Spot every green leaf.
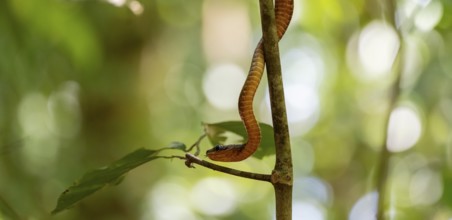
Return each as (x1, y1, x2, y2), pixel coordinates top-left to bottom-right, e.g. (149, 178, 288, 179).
(204, 121, 275, 159)
(52, 148, 159, 214)
(167, 141, 187, 151)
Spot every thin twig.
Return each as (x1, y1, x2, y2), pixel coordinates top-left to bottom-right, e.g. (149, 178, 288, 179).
(184, 153, 272, 182)
(186, 133, 206, 156)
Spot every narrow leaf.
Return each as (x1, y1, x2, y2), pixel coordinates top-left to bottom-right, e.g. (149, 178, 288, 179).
(167, 141, 186, 151)
(204, 121, 275, 159)
(52, 148, 158, 214)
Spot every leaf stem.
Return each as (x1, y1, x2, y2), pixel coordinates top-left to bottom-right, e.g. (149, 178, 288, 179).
(186, 133, 206, 156)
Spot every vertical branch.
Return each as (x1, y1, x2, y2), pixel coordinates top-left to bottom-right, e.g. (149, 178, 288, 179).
(258, 0, 293, 219)
(375, 0, 403, 219)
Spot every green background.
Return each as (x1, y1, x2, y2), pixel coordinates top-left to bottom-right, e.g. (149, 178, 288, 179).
(0, 0, 451, 219)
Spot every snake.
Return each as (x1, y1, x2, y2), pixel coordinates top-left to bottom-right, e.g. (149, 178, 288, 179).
(206, 0, 294, 162)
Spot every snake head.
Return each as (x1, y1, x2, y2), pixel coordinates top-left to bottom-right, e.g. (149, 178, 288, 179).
(206, 144, 247, 162)
(206, 145, 227, 152)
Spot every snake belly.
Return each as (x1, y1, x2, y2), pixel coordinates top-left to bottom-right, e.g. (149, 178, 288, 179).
(206, 0, 294, 162)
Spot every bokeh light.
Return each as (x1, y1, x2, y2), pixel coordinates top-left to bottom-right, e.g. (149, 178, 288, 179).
(106, 0, 126, 7)
(292, 201, 326, 220)
(203, 64, 246, 110)
(190, 177, 238, 216)
(387, 106, 423, 152)
(145, 178, 197, 220)
(414, 1, 443, 32)
(388, 152, 444, 217)
(128, 0, 144, 15)
(202, 0, 251, 63)
(294, 176, 332, 205)
(358, 21, 399, 79)
(18, 93, 53, 140)
(400, 34, 428, 89)
(18, 92, 60, 172)
(409, 167, 443, 205)
(347, 21, 400, 81)
(349, 191, 378, 220)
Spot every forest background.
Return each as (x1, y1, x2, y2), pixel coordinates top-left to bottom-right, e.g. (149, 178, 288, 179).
(1, 0, 452, 219)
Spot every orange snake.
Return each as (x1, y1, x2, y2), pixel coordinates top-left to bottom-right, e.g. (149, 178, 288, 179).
(206, 0, 293, 162)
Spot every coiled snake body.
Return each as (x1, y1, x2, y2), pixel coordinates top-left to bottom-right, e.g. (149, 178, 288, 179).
(206, 0, 293, 162)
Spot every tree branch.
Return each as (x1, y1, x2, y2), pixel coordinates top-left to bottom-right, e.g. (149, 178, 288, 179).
(184, 153, 272, 182)
(259, 0, 293, 219)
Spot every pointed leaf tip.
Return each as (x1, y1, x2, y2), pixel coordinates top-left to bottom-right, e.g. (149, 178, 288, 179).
(167, 141, 186, 151)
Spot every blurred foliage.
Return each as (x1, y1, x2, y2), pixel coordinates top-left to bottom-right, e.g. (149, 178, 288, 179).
(0, 0, 451, 220)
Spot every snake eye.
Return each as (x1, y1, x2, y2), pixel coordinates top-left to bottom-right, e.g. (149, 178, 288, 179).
(214, 145, 225, 151)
